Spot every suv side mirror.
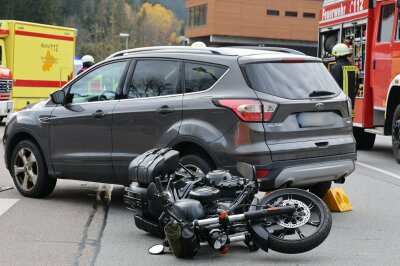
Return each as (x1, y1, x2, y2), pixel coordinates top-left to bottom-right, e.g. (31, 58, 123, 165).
(51, 90, 65, 105)
(236, 162, 256, 181)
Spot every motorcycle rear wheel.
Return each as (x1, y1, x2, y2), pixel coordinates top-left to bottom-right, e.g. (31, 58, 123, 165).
(258, 188, 332, 254)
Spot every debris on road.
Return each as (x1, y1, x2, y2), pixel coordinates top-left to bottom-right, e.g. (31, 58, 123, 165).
(0, 186, 13, 193)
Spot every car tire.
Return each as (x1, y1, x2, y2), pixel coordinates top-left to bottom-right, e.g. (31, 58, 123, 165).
(392, 105, 400, 163)
(10, 140, 57, 198)
(309, 181, 332, 198)
(353, 126, 375, 150)
(179, 154, 213, 175)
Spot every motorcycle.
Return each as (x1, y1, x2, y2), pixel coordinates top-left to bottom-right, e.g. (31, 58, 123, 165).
(124, 148, 332, 257)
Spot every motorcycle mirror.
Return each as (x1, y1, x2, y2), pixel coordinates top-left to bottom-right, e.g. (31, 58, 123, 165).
(148, 244, 165, 255)
(236, 162, 256, 181)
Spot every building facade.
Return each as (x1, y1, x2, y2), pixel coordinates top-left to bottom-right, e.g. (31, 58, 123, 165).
(185, 0, 323, 55)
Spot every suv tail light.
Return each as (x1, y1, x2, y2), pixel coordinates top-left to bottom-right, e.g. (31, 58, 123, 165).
(215, 99, 277, 122)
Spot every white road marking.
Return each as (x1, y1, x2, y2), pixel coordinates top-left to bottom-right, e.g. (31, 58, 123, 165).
(356, 162, 400, 181)
(0, 198, 19, 217)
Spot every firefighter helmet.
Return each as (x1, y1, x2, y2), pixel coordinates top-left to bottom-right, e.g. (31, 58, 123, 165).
(191, 41, 206, 48)
(81, 55, 95, 64)
(332, 43, 351, 57)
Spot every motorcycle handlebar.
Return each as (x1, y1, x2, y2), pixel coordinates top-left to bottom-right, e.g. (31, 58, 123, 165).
(244, 206, 295, 220)
(194, 206, 296, 227)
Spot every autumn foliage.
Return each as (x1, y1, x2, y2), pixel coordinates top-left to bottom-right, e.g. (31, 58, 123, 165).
(136, 3, 181, 47)
(0, 0, 183, 61)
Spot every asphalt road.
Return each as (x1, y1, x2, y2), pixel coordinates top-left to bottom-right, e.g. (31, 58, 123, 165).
(1, 122, 400, 266)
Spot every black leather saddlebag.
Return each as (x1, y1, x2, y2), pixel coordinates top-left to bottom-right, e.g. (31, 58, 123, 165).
(128, 148, 180, 185)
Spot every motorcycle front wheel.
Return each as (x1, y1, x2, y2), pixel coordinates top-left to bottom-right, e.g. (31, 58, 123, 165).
(258, 188, 332, 254)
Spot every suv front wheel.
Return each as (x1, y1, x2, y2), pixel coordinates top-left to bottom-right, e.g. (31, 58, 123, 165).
(11, 140, 57, 198)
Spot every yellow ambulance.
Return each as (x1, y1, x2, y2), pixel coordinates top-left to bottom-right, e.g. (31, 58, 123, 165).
(0, 20, 76, 111)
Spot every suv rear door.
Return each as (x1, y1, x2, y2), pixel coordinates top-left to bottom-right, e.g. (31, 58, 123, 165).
(241, 58, 355, 161)
(112, 59, 183, 181)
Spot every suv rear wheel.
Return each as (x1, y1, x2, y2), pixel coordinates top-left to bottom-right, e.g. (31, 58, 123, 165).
(353, 127, 375, 150)
(11, 140, 57, 198)
(309, 181, 332, 198)
(179, 154, 213, 175)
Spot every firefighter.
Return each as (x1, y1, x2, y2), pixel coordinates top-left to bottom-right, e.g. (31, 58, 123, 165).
(331, 43, 357, 110)
(78, 55, 95, 75)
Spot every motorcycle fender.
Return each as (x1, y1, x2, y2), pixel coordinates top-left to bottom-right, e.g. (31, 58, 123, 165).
(246, 221, 269, 253)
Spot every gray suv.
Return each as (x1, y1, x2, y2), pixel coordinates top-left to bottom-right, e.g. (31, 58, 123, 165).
(3, 46, 356, 198)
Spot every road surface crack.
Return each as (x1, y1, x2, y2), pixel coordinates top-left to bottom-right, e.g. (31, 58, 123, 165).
(73, 201, 110, 266)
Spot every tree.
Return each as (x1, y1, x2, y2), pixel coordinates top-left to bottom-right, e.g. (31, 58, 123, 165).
(135, 3, 181, 47)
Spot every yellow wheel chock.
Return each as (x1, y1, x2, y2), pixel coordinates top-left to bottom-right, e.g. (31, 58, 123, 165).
(322, 187, 353, 212)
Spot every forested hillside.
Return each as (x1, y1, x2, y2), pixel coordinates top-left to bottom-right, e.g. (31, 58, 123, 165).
(131, 0, 186, 20)
(0, 0, 184, 60)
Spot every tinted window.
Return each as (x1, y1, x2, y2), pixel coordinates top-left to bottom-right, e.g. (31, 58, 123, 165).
(303, 12, 316, 19)
(69, 61, 127, 104)
(128, 60, 179, 99)
(187, 4, 207, 27)
(185, 63, 227, 93)
(378, 4, 395, 43)
(267, 10, 279, 16)
(245, 62, 341, 99)
(396, 10, 400, 41)
(285, 11, 297, 17)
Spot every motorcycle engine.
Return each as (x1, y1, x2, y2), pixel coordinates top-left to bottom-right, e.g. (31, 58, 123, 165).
(206, 170, 244, 198)
(189, 186, 220, 204)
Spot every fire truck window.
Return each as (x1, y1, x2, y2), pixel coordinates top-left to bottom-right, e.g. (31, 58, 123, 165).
(324, 33, 338, 53)
(396, 11, 400, 41)
(378, 3, 395, 43)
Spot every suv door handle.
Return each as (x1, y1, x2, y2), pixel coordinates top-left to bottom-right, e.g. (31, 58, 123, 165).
(92, 110, 107, 119)
(315, 141, 329, 148)
(156, 105, 174, 115)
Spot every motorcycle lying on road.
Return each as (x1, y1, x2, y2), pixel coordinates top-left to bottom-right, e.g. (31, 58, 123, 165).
(124, 148, 332, 258)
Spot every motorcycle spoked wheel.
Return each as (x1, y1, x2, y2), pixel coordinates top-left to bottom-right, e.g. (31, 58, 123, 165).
(258, 188, 332, 254)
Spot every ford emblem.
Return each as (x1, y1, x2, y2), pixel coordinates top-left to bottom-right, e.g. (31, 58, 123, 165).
(315, 103, 325, 110)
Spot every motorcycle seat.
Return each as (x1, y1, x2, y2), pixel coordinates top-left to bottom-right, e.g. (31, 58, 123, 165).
(172, 199, 206, 222)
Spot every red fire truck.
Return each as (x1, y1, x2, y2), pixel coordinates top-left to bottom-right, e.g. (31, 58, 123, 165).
(319, 0, 400, 162)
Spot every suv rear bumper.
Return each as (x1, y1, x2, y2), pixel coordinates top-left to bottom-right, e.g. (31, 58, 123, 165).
(220, 153, 356, 191)
(272, 159, 354, 188)
(256, 154, 355, 191)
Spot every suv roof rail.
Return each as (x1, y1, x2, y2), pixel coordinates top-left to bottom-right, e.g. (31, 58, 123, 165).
(227, 46, 305, 55)
(106, 46, 222, 59)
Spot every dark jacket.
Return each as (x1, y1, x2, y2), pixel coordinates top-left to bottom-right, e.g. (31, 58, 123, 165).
(330, 57, 352, 88)
(77, 62, 94, 75)
(330, 57, 356, 108)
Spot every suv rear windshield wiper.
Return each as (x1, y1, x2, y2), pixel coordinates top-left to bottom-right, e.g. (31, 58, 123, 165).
(309, 90, 336, 97)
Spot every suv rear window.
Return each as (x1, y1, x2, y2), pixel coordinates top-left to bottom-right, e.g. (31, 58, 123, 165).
(244, 62, 341, 99)
(185, 63, 227, 93)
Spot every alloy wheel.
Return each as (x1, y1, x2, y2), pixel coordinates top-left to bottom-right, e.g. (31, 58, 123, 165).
(262, 193, 323, 240)
(13, 148, 38, 191)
